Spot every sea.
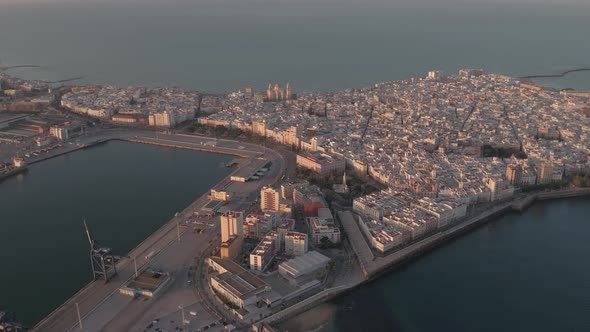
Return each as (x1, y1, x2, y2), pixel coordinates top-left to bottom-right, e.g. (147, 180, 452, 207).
(0, 0, 589, 92)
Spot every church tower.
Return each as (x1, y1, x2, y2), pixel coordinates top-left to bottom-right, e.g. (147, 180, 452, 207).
(285, 82, 291, 100)
(267, 83, 273, 101)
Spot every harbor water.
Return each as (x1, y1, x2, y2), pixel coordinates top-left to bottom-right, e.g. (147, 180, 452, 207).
(0, 141, 232, 326)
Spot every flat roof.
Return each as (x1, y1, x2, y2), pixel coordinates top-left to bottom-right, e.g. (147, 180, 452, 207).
(126, 269, 169, 291)
(210, 257, 268, 300)
(210, 257, 267, 290)
(279, 251, 330, 278)
(232, 158, 269, 179)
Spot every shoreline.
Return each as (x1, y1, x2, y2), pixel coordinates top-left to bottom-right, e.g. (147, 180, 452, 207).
(29, 131, 285, 331)
(264, 188, 590, 328)
(12, 131, 590, 330)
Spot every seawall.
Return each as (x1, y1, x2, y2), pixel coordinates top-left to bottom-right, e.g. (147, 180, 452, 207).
(268, 188, 590, 328)
(366, 188, 590, 280)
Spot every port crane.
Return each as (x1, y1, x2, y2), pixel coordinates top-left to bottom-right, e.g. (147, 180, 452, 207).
(84, 220, 118, 283)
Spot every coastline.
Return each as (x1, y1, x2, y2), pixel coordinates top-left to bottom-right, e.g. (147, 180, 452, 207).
(11, 130, 590, 330)
(29, 131, 286, 331)
(0, 165, 27, 182)
(263, 188, 590, 328)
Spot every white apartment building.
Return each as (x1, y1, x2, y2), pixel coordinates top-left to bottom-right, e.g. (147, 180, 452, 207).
(284, 232, 308, 256)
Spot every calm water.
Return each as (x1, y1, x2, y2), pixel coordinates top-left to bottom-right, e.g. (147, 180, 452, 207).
(1, 0, 590, 329)
(0, 0, 589, 92)
(0, 141, 231, 326)
(280, 197, 590, 332)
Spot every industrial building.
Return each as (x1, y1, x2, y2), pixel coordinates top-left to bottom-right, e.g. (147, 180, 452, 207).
(207, 257, 271, 309)
(278, 251, 330, 286)
(230, 158, 269, 182)
(49, 121, 85, 141)
(119, 268, 172, 298)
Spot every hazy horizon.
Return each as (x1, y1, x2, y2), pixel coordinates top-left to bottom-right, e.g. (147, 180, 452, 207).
(1, 0, 589, 92)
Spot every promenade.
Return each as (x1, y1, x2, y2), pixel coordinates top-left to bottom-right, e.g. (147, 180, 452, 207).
(339, 187, 590, 280)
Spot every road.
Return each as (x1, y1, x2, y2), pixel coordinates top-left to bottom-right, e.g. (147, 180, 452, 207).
(31, 130, 288, 332)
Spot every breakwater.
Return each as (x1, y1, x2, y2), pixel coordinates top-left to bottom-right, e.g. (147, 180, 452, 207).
(519, 67, 590, 80)
(0, 64, 40, 71)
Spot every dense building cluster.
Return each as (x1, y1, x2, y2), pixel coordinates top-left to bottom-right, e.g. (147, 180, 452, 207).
(0, 72, 50, 92)
(201, 70, 590, 252)
(60, 85, 200, 127)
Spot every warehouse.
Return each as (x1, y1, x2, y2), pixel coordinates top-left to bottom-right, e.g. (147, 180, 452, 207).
(278, 251, 330, 286)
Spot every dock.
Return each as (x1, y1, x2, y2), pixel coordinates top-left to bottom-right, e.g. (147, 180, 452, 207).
(30, 131, 286, 331)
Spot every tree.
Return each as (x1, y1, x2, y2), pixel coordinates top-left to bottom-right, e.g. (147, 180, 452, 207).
(214, 125, 227, 136)
(319, 236, 334, 249)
